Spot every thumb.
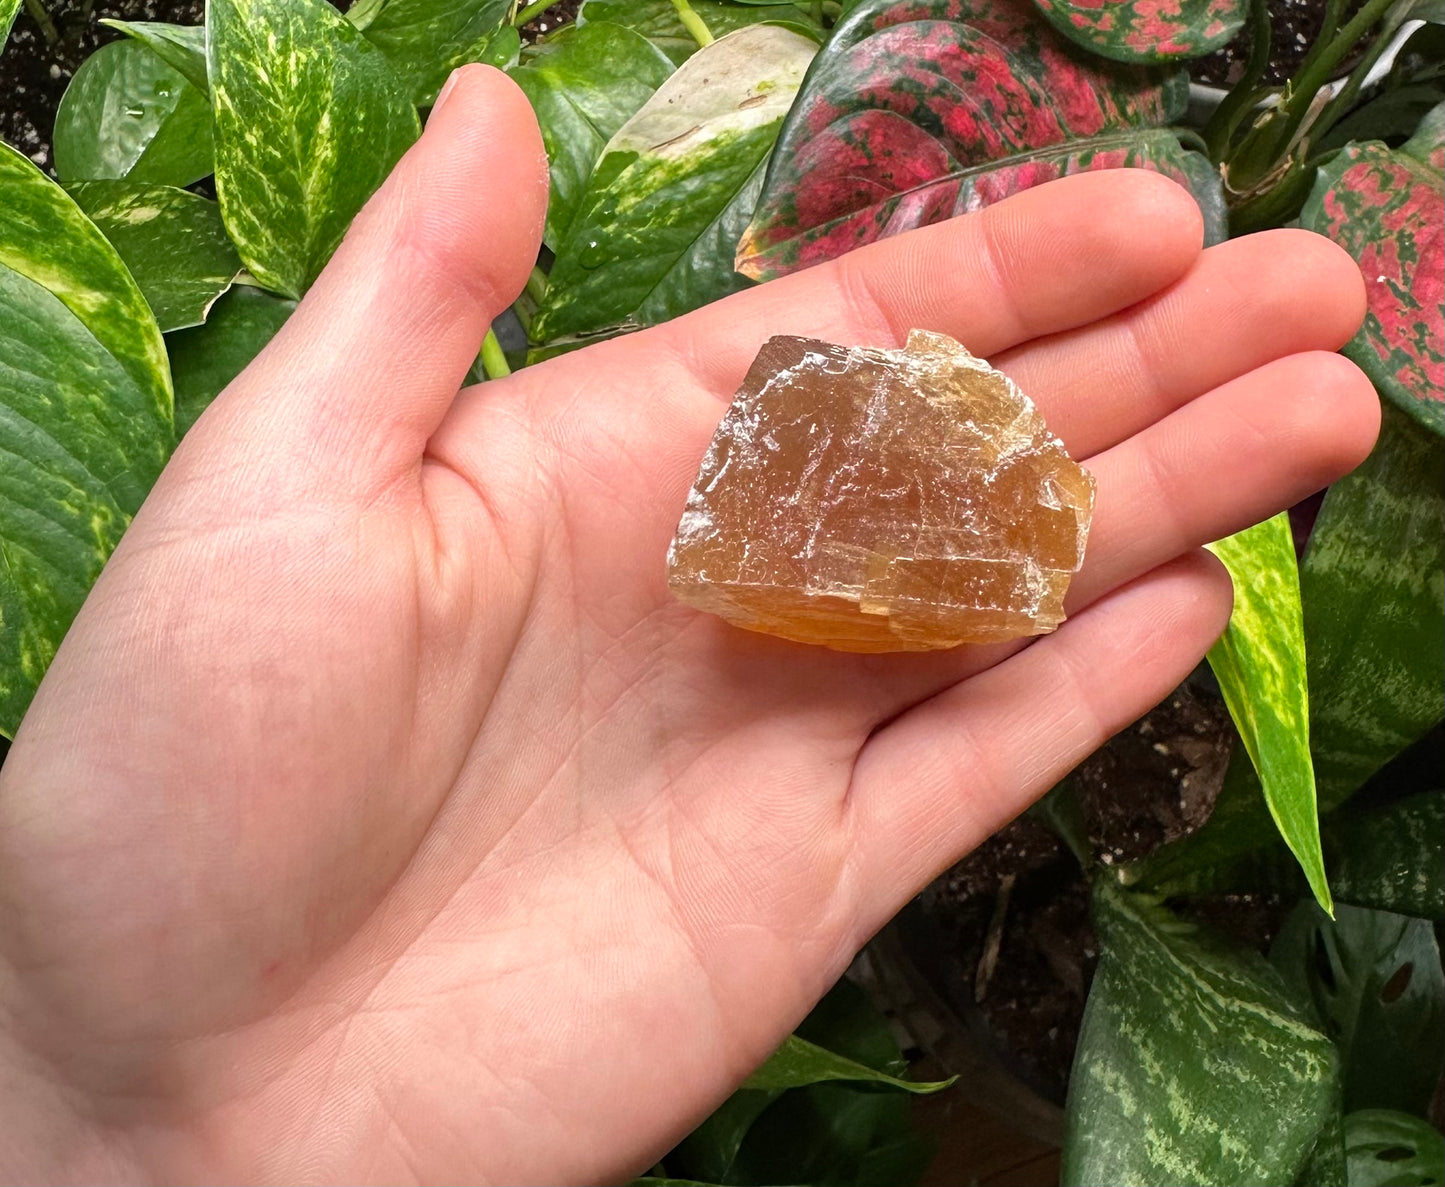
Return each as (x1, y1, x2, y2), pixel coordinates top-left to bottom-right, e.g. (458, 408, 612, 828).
(188, 64, 547, 492)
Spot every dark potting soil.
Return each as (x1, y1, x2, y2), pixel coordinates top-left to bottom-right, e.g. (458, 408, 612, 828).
(901, 673, 1274, 1104)
(1194, 0, 1370, 87)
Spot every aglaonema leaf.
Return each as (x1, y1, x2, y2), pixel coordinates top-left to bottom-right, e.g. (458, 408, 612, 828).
(100, 20, 209, 93)
(1271, 902, 1444, 1117)
(69, 181, 241, 333)
(509, 21, 676, 249)
(166, 286, 295, 437)
(1344, 1110, 1445, 1187)
(1323, 790, 1443, 920)
(1062, 881, 1339, 1187)
(54, 40, 214, 187)
(1301, 103, 1444, 437)
(735, 0, 1226, 282)
(0, 146, 174, 736)
(209, 0, 421, 299)
(346, 0, 509, 106)
(1029, 0, 1248, 63)
(1206, 512, 1330, 913)
(530, 24, 816, 346)
(578, 0, 823, 64)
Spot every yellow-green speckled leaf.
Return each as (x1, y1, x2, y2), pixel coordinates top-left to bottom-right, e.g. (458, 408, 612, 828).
(1062, 881, 1340, 1187)
(1, 0, 20, 52)
(0, 145, 174, 736)
(208, 0, 421, 298)
(1207, 512, 1331, 913)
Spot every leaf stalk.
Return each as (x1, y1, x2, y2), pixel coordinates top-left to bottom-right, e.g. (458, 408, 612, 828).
(670, 0, 715, 47)
(480, 327, 511, 379)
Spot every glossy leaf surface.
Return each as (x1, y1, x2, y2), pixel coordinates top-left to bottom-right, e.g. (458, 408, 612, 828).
(509, 21, 675, 247)
(1206, 513, 1329, 912)
(209, 0, 420, 298)
(735, 0, 1225, 282)
(1, 0, 19, 52)
(101, 20, 209, 93)
(348, 0, 509, 106)
(53, 40, 214, 187)
(70, 181, 241, 332)
(1062, 881, 1338, 1187)
(1272, 902, 1444, 1117)
(531, 25, 815, 345)
(0, 146, 173, 735)
(578, 0, 822, 63)
(167, 286, 295, 437)
(1030, 0, 1247, 63)
(1302, 104, 1444, 436)
(1325, 791, 1444, 919)
(745, 1035, 953, 1093)
(1344, 1110, 1445, 1187)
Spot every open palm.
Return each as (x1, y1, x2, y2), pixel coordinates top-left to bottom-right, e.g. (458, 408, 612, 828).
(0, 68, 1377, 1185)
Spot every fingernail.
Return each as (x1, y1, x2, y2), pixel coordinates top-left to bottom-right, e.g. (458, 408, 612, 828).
(431, 68, 463, 120)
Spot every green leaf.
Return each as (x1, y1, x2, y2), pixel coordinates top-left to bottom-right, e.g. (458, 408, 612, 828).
(1324, 790, 1444, 919)
(509, 22, 675, 248)
(744, 1034, 953, 1093)
(1206, 513, 1330, 912)
(735, 0, 1224, 282)
(1, 0, 20, 53)
(1344, 1110, 1445, 1187)
(53, 40, 214, 187)
(1062, 881, 1339, 1187)
(0, 146, 173, 736)
(1271, 902, 1444, 1116)
(347, 0, 509, 106)
(578, 0, 822, 64)
(667, 1089, 780, 1184)
(1300, 103, 1444, 437)
(69, 181, 241, 333)
(1029, 0, 1248, 63)
(531, 24, 815, 345)
(166, 285, 295, 437)
(209, 0, 421, 299)
(100, 20, 209, 93)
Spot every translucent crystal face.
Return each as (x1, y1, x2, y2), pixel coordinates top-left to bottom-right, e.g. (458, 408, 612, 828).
(666, 330, 1096, 652)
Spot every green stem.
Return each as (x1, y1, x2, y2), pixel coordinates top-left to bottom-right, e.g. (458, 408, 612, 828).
(512, 0, 565, 27)
(480, 327, 511, 379)
(22, 0, 59, 44)
(1204, 0, 1273, 160)
(670, 0, 714, 47)
(1308, 20, 1410, 153)
(525, 264, 549, 305)
(1279, 0, 1395, 123)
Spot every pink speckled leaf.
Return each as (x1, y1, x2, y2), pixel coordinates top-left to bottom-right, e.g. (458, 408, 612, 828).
(1302, 104, 1444, 436)
(736, 0, 1223, 282)
(1030, 0, 1247, 63)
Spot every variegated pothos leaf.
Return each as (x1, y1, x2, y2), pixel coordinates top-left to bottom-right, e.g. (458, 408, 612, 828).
(577, 0, 822, 63)
(346, 0, 510, 106)
(101, 20, 209, 93)
(735, 0, 1225, 282)
(0, 147, 174, 735)
(1206, 513, 1330, 913)
(1030, 0, 1248, 63)
(208, 0, 421, 298)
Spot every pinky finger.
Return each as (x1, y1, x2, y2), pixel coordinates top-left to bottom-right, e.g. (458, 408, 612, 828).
(843, 551, 1234, 938)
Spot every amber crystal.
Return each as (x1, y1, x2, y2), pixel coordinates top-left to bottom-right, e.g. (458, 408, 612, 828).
(666, 330, 1095, 652)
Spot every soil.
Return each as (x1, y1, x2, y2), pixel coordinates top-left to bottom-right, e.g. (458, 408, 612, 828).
(895, 671, 1255, 1104)
(1193, 0, 1370, 87)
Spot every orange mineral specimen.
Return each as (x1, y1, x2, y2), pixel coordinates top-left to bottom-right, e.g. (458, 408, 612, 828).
(666, 330, 1095, 651)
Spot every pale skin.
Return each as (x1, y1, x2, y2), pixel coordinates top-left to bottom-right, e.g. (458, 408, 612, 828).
(0, 66, 1380, 1184)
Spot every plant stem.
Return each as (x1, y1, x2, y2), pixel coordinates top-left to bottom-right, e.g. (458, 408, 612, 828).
(525, 264, 549, 305)
(1204, 0, 1273, 160)
(670, 0, 714, 48)
(512, 0, 565, 27)
(480, 328, 511, 379)
(22, 0, 59, 44)
(1280, 0, 1395, 123)
(1308, 19, 1411, 154)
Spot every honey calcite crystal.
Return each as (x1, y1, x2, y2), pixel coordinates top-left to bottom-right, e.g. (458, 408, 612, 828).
(666, 330, 1095, 652)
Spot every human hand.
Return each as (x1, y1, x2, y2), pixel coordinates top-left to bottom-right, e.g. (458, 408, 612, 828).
(0, 66, 1377, 1184)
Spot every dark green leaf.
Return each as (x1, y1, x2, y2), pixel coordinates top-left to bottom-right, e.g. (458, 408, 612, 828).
(1297, 1108, 1348, 1187)
(167, 285, 295, 437)
(744, 1034, 953, 1093)
(54, 40, 214, 187)
(509, 22, 675, 248)
(1301, 103, 1444, 436)
(531, 24, 815, 345)
(1030, 0, 1248, 62)
(347, 0, 509, 106)
(1344, 1110, 1445, 1187)
(1207, 513, 1330, 912)
(667, 1089, 780, 1184)
(0, 146, 173, 736)
(578, 0, 822, 64)
(1271, 902, 1444, 1116)
(209, 0, 421, 298)
(69, 181, 241, 332)
(100, 20, 209, 93)
(1325, 791, 1444, 919)
(1062, 881, 1339, 1187)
